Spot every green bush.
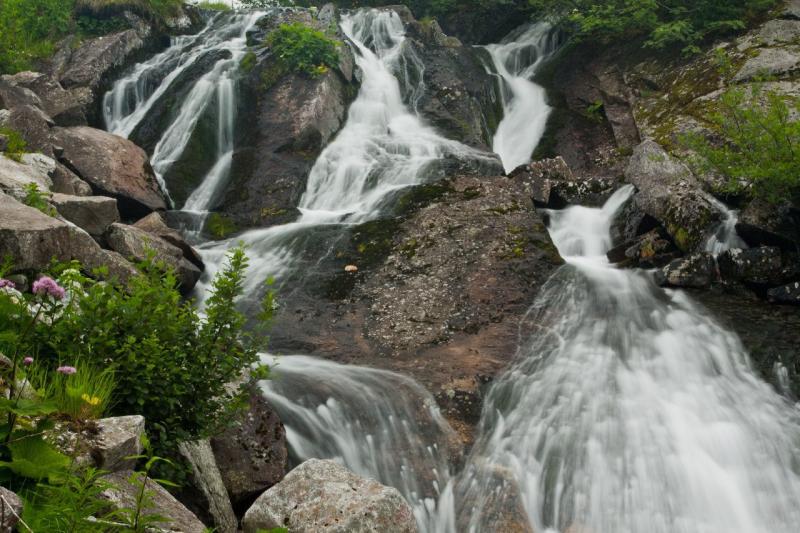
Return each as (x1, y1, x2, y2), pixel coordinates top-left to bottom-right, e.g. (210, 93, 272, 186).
(0, 0, 75, 74)
(682, 84, 800, 204)
(0, 127, 28, 162)
(197, 1, 232, 10)
(23, 183, 57, 217)
(266, 22, 340, 77)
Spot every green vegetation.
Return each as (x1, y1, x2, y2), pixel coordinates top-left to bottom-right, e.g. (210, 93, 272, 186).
(0, 127, 28, 162)
(196, 1, 232, 10)
(23, 183, 57, 216)
(207, 212, 239, 239)
(241, 50, 258, 72)
(683, 85, 800, 204)
(266, 23, 340, 77)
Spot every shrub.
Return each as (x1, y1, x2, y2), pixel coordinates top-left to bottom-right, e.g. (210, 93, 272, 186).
(197, 1, 232, 11)
(266, 22, 340, 77)
(682, 85, 800, 204)
(0, 0, 74, 74)
(23, 183, 56, 217)
(0, 127, 29, 162)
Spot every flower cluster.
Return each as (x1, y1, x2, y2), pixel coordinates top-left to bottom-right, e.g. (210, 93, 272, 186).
(32, 277, 66, 300)
(23, 357, 33, 366)
(0, 279, 15, 289)
(56, 366, 77, 375)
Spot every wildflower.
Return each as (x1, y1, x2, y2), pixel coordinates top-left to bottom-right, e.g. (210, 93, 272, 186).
(0, 279, 15, 289)
(81, 393, 101, 406)
(23, 357, 33, 366)
(32, 276, 66, 300)
(57, 366, 77, 375)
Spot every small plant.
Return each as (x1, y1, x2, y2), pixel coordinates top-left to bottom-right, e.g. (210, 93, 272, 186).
(23, 183, 56, 216)
(27, 361, 116, 421)
(266, 22, 340, 77)
(206, 212, 238, 239)
(0, 127, 27, 162)
(584, 100, 605, 123)
(197, 1, 232, 10)
(240, 51, 257, 72)
(113, 449, 177, 532)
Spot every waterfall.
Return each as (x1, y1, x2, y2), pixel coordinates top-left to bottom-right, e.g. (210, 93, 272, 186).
(485, 23, 560, 173)
(704, 195, 747, 256)
(455, 187, 800, 533)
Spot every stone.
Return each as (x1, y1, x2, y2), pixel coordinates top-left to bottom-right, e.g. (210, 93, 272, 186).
(0, 153, 55, 196)
(178, 439, 237, 533)
(242, 458, 417, 533)
(51, 193, 120, 237)
(53, 126, 167, 218)
(511, 157, 620, 208)
(133, 212, 204, 269)
(51, 162, 93, 196)
(0, 486, 22, 533)
(768, 281, 800, 304)
(784, 0, 800, 20)
(2, 104, 55, 157)
(734, 46, 800, 82)
(625, 140, 722, 252)
(210, 389, 287, 509)
(57, 415, 145, 472)
(105, 223, 200, 292)
(0, 192, 137, 283)
(101, 470, 207, 533)
(0, 78, 42, 110)
(737, 198, 800, 251)
(1, 71, 91, 126)
(0, 135, 7, 152)
(58, 30, 146, 91)
(607, 228, 679, 268)
(718, 247, 784, 285)
(656, 252, 715, 288)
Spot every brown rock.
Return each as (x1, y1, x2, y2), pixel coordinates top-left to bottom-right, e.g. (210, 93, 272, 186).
(1, 71, 91, 126)
(134, 212, 204, 269)
(51, 193, 120, 237)
(2, 104, 54, 157)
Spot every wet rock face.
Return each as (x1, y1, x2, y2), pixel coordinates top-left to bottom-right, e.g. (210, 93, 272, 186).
(242, 459, 418, 533)
(511, 156, 621, 208)
(737, 198, 800, 251)
(768, 281, 800, 304)
(657, 252, 715, 288)
(718, 247, 785, 285)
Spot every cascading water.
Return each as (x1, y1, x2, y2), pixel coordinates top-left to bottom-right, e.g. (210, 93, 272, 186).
(704, 195, 747, 255)
(485, 23, 560, 173)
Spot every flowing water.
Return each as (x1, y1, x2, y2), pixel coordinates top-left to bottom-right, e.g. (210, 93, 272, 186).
(704, 195, 747, 256)
(104, 9, 800, 532)
(485, 23, 560, 173)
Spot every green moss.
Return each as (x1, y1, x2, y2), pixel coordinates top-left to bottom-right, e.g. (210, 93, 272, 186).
(265, 22, 339, 77)
(671, 226, 691, 252)
(240, 51, 257, 73)
(259, 61, 287, 92)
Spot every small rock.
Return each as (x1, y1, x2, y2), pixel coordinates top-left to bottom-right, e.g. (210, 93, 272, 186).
(345, 264, 358, 273)
(101, 470, 207, 533)
(767, 281, 800, 304)
(242, 458, 417, 533)
(84, 415, 144, 472)
(0, 486, 22, 533)
(607, 229, 678, 268)
(134, 212, 204, 270)
(718, 247, 783, 285)
(656, 252, 715, 288)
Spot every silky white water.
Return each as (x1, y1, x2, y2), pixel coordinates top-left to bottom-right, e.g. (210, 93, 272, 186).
(705, 195, 747, 256)
(486, 23, 560, 173)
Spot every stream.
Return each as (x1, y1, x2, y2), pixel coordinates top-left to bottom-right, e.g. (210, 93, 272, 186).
(104, 8, 800, 532)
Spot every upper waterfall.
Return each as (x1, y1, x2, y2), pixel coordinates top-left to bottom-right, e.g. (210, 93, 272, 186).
(485, 23, 560, 173)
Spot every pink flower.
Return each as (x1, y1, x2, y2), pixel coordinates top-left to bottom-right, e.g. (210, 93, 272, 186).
(23, 357, 33, 366)
(0, 279, 15, 289)
(32, 276, 66, 300)
(56, 366, 77, 375)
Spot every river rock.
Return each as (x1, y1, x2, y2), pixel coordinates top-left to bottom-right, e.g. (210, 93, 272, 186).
(105, 223, 200, 292)
(0, 78, 42, 110)
(0, 153, 54, 195)
(242, 458, 417, 533)
(607, 228, 678, 268)
(1, 71, 90, 126)
(768, 281, 800, 304)
(625, 140, 722, 252)
(57, 30, 147, 91)
(0, 486, 22, 532)
(51, 193, 120, 237)
(656, 252, 715, 288)
(53, 126, 167, 218)
(211, 387, 287, 510)
(511, 156, 619, 207)
(1, 104, 55, 157)
(133, 212, 204, 269)
(178, 439, 237, 533)
(718, 247, 784, 285)
(0, 192, 137, 282)
(101, 470, 207, 533)
(737, 198, 800, 251)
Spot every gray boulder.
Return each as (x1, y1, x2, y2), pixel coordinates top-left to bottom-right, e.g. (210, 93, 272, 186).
(210, 389, 287, 508)
(53, 126, 167, 218)
(1, 104, 55, 157)
(656, 252, 715, 288)
(733, 46, 800, 82)
(0, 192, 137, 283)
(51, 162, 93, 196)
(51, 193, 120, 237)
(57, 30, 146, 91)
(718, 247, 783, 285)
(106, 223, 200, 292)
(768, 281, 800, 304)
(178, 439, 237, 533)
(511, 156, 619, 208)
(0, 78, 42, 110)
(133, 212, 204, 270)
(1, 71, 91, 126)
(101, 470, 207, 533)
(737, 198, 800, 251)
(242, 459, 417, 533)
(625, 140, 722, 252)
(50, 415, 144, 472)
(0, 153, 55, 196)
(0, 486, 22, 533)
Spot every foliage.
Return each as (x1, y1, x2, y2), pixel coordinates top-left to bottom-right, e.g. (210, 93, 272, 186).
(113, 452, 177, 532)
(0, 127, 28, 162)
(528, 0, 779, 55)
(27, 361, 116, 420)
(240, 51, 258, 72)
(682, 84, 800, 204)
(197, 1, 232, 10)
(207, 212, 239, 239)
(22, 183, 56, 217)
(266, 23, 340, 77)
(0, 0, 74, 74)
(76, 14, 131, 36)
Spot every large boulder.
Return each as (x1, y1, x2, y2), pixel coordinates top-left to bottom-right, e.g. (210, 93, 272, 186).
(737, 198, 800, 251)
(49, 415, 144, 472)
(0, 153, 55, 196)
(656, 252, 715, 288)
(1, 71, 91, 126)
(133, 212, 204, 269)
(51, 193, 120, 237)
(101, 470, 206, 533)
(718, 246, 784, 285)
(625, 140, 722, 252)
(0, 486, 22, 532)
(105, 223, 200, 292)
(510, 156, 620, 208)
(242, 458, 418, 533)
(51, 162, 93, 196)
(210, 388, 287, 510)
(0, 192, 137, 282)
(56, 30, 147, 92)
(53, 126, 167, 218)
(0, 104, 55, 157)
(178, 439, 237, 533)
(0, 78, 42, 110)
